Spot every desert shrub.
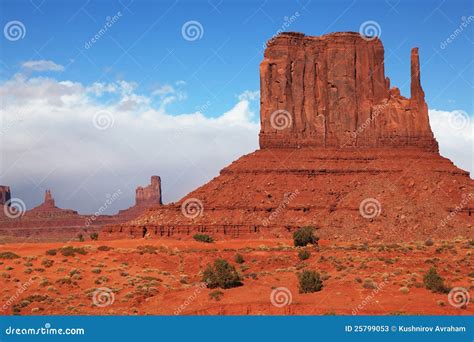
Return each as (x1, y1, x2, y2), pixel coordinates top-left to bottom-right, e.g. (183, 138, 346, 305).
(41, 259, 54, 268)
(193, 234, 214, 243)
(363, 278, 377, 289)
(45, 249, 57, 256)
(425, 238, 434, 246)
(78, 234, 84, 242)
(60, 246, 87, 257)
(91, 268, 101, 274)
(202, 258, 242, 289)
(209, 290, 224, 301)
(97, 245, 112, 252)
(423, 267, 449, 293)
(298, 249, 311, 260)
(298, 270, 323, 293)
(0, 251, 20, 259)
(136, 245, 158, 254)
(293, 226, 319, 247)
(234, 253, 244, 264)
(90, 233, 99, 241)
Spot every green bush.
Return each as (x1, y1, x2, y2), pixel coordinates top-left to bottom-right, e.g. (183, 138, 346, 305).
(423, 267, 449, 293)
(298, 249, 311, 260)
(0, 251, 20, 259)
(202, 258, 242, 289)
(90, 233, 99, 241)
(234, 253, 245, 264)
(97, 245, 112, 251)
(45, 249, 57, 256)
(298, 270, 323, 293)
(293, 226, 319, 247)
(193, 234, 214, 243)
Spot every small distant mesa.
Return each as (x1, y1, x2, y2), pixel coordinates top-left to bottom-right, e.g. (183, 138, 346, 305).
(0, 176, 162, 241)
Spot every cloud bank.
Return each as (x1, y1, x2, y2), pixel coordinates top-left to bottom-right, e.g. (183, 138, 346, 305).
(0, 74, 471, 214)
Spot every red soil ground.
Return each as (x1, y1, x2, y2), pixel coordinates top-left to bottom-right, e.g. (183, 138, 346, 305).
(0, 238, 472, 315)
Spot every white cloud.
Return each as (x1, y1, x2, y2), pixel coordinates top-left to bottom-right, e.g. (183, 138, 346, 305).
(21, 60, 65, 72)
(0, 74, 471, 215)
(428, 109, 473, 174)
(0, 75, 259, 214)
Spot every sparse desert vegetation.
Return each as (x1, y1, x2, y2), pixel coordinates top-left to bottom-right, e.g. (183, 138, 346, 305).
(0, 237, 471, 315)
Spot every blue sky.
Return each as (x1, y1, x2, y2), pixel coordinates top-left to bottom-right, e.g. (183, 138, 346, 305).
(0, 0, 472, 214)
(1, 0, 473, 114)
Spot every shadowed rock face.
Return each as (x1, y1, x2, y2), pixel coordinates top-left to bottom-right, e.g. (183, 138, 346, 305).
(102, 32, 472, 242)
(0, 186, 11, 206)
(259, 32, 437, 150)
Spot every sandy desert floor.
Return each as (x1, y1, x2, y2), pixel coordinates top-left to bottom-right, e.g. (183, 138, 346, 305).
(0, 238, 472, 315)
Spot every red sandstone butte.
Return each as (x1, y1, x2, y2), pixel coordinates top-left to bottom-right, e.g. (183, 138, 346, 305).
(0, 176, 163, 242)
(0, 185, 11, 206)
(103, 32, 472, 242)
(259, 32, 436, 150)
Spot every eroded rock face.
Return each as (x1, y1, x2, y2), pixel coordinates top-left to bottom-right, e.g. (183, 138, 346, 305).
(0, 185, 11, 206)
(136, 176, 162, 206)
(102, 32, 472, 242)
(259, 32, 438, 150)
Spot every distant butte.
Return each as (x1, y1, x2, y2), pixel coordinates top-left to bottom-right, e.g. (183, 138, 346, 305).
(103, 32, 473, 242)
(0, 176, 163, 241)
